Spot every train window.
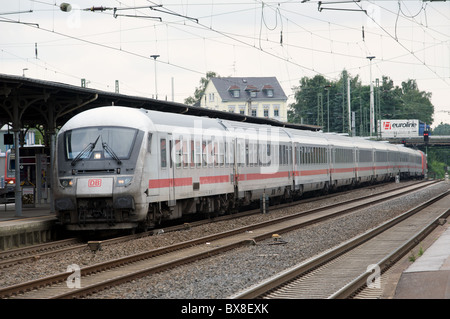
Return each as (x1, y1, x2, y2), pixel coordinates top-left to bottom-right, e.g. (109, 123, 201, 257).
(190, 140, 195, 168)
(248, 142, 251, 167)
(160, 138, 167, 168)
(65, 126, 137, 162)
(252, 143, 257, 166)
(288, 145, 291, 165)
(175, 140, 182, 168)
(238, 140, 245, 166)
(218, 142, 224, 167)
(209, 142, 214, 167)
(183, 140, 189, 168)
(259, 143, 265, 166)
(147, 133, 152, 153)
(214, 141, 219, 167)
(245, 142, 249, 166)
(279, 145, 282, 165)
(202, 140, 207, 167)
(226, 141, 232, 166)
(195, 140, 201, 167)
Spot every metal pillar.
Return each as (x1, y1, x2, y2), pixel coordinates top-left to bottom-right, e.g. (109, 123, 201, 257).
(13, 130, 22, 216)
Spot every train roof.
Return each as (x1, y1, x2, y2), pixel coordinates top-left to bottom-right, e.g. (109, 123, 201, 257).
(58, 106, 422, 156)
(58, 106, 156, 134)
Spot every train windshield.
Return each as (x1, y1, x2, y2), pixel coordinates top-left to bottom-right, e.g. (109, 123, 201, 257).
(65, 126, 138, 162)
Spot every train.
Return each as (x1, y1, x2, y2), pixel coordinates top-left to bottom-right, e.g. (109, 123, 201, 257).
(53, 106, 427, 231)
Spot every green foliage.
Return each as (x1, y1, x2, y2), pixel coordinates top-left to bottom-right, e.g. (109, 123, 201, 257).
(433, 123, 450, 135)
(426, 139, 449, 179)
(288, 70, 436, 135)
(428, 158, 447, 179)
(184, 71, 219, 106)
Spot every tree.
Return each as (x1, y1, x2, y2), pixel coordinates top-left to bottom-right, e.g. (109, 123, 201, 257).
(184, 71, 219, 106)
(397, 79, 434, 124)
(433, 123, 450, 135)
(289, 70, 435, 135)
(288, 74, 331, 128)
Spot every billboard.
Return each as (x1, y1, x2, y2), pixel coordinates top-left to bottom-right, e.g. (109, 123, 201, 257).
(379, 119, 419, 138)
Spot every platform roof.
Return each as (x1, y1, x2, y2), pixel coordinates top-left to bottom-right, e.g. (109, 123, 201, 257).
(0, 73, 320, 132)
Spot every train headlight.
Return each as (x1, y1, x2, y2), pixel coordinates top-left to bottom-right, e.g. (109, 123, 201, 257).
(59, 179, 73, 188)
(116, 176, 133, 187)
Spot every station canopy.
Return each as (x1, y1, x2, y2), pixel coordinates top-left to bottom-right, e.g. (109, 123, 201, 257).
(0, 73, 320, 133)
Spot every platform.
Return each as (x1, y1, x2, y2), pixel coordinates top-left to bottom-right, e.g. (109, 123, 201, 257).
(0, 202, 57, 250)
(394, 222, 450, 299)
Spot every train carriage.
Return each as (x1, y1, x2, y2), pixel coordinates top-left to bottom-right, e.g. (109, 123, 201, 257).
(289, 130, 330, 194)
(53, 106, 427, 232)
(352, 138, 375, 184)
(326, 134, 357, 189)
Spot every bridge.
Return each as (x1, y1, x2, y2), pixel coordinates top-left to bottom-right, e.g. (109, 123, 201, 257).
(383, 136, 450, 147)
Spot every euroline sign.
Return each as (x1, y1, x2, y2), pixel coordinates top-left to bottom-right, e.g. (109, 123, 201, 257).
(379, 119, 419, 138)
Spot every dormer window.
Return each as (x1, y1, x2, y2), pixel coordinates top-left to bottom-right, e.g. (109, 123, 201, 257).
(245, 85, 258, 98)
(228, 85, 240, 98)
(262, 84, 274, 97)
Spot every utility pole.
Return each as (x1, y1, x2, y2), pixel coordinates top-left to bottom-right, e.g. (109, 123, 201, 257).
(150, 54, 160, 99)
(347, 77, 351, 135)
(317, 93, 323, 127)
(367, 56, 375, 138)
(324, 85, 331, 132)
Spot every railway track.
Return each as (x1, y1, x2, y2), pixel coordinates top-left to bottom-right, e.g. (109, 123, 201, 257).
(230, 189, 450, 299)
(0, 180, 439, 299)
(0, 180, 421, 268)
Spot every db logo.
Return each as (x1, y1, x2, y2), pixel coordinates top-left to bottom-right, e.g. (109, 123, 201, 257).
(383, 122, 391, 130)
(88, 179, 102, 187)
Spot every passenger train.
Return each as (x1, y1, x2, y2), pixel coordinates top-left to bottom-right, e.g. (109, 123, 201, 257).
(53, 106, 427, 231)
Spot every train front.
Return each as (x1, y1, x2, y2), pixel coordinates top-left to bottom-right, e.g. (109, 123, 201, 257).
(53, 107, 152, 231)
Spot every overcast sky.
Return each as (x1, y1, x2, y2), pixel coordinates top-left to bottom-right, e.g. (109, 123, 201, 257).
(1, 0, 449, 128)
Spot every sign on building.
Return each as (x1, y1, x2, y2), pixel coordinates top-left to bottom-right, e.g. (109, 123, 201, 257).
(379, 119, 419, 138)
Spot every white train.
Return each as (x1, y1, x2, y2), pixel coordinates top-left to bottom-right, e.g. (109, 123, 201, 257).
(53, 106, 427, 231)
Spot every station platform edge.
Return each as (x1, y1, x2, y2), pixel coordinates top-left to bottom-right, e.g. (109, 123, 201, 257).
(0, 202, 56, 250)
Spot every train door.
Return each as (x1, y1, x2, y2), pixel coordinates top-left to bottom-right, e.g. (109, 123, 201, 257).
(234, 136, 245, 195)
(168, 134, 176, 206)
(159, 134, 176, 206)
(293, 142, 300, 191)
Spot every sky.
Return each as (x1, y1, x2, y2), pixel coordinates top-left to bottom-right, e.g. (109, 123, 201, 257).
(1, 0, 449, 128)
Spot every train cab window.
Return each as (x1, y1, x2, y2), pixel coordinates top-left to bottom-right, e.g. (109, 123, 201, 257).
(160, 138, 167, 168)
(65, 126, 138, 163)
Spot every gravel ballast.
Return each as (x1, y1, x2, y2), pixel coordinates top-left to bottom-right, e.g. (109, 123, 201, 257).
(1, 181, 448, 299)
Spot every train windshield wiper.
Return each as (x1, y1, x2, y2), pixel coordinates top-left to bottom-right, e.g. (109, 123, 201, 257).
(71, 135, 100, 166)
(102, 141, 122, 165)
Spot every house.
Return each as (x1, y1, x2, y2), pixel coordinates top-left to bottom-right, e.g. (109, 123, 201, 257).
(200, 77, 288, 122)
